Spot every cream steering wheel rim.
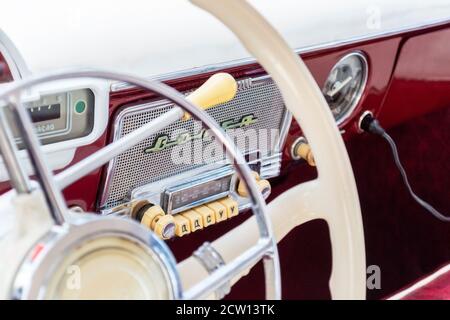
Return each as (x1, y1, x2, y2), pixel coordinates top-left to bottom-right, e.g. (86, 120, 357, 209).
(178, 0, 367, 299)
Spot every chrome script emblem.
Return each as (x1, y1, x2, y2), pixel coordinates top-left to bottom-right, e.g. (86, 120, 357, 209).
(144, 114, 258, 154)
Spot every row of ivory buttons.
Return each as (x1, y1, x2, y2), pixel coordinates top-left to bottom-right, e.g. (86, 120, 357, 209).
(173, 196, 239, 237)
(135, 197, 239, 239)
(135, 172, 271, 239)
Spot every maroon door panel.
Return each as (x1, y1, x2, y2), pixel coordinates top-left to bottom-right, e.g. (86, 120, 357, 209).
(379, 28, 450, 129)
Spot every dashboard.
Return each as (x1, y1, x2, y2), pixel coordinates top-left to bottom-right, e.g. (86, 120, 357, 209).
(0, 17, 449, 242)
(0, 1, 448, 302)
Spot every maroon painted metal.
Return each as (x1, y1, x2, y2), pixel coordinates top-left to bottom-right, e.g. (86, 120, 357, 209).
(0, 52, 13, 84)
(379, 28, 450, 129)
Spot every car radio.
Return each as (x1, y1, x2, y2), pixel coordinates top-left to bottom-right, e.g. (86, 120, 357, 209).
(102, 157, 272, 240)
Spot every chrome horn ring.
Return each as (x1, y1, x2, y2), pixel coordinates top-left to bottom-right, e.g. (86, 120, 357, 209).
(0, 70, 280, 300)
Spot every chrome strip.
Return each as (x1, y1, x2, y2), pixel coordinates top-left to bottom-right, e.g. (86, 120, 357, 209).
(110, 17, 450, 92)
(193, 242, 230, 299)
(277, 110, 292, 153)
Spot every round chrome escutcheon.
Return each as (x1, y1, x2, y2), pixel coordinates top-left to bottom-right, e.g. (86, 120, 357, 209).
(11, 216, 181, 300)
(323, 52, 368, 125)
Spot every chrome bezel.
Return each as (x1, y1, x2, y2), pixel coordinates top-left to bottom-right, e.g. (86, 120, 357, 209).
(357, 110, 374, 133)
(290, 136, 307, 161)
(11, 215, 182, 300)
(162, 165, 233, 214)
(325, 51, 369, 126)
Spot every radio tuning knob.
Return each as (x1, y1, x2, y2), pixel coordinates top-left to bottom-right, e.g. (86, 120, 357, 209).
(291, 138, 316, 166)
(255, 179, 271, 196)
(137, 204, 175, 240)
(237, 171, 271, 197)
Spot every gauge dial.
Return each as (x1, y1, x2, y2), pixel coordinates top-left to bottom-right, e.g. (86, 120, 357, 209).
(323, 52, 368, 124)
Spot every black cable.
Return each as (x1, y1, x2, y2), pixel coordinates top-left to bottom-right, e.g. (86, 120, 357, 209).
(381, 132, 450, 222)
(360, 113, 450, 222)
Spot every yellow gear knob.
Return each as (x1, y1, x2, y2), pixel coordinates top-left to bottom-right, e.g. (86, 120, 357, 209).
(153, 214, 176, 240)
(183, 73, 238, 120)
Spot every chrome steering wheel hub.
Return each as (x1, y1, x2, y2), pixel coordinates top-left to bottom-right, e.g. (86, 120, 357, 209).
(12, 216, 181, 299)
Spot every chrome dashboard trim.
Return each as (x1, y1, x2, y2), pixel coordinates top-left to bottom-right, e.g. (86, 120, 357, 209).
(110, 17, 450, 92)
(101, 150, 272, 217)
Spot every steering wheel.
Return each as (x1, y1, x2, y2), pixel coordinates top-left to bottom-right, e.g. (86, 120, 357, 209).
(0, 67, 281, 299)
(178, 0, 367, 299)
(0, 0, 365, 300)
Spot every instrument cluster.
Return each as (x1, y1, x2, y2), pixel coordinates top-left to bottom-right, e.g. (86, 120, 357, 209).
(7, 88, 95, 147)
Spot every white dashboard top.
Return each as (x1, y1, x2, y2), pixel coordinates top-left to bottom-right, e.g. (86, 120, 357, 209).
(1, 0, 450, 79)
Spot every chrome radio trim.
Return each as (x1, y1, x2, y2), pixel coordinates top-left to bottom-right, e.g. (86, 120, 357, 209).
(99, 73, 291, 210)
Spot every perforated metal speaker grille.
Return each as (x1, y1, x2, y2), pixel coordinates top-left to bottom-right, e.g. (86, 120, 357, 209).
(100, 76, 287, 209)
